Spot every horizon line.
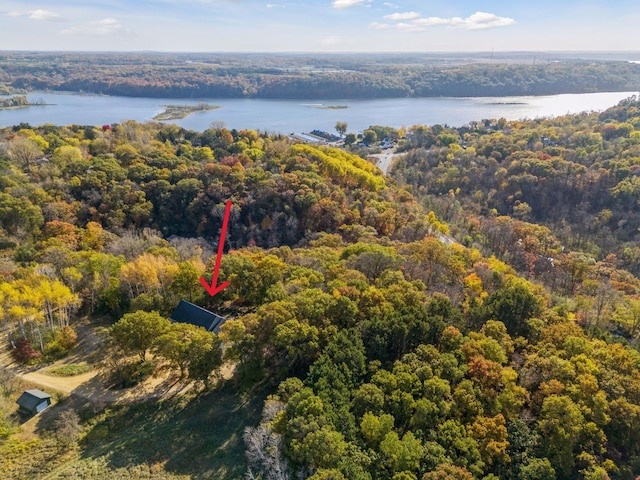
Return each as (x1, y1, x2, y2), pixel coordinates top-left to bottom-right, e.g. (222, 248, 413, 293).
(2, 49, 640, 55)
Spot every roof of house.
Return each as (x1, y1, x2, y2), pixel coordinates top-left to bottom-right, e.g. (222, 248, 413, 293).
(170, 300, 226, 333)
(16, 389, 52, 411)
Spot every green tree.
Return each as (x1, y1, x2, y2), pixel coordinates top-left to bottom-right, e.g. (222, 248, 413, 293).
(363, 129, 378, 145)
(335, 122, 348, 138)
(114, 144, 139, 165)
(518, 458, 556, 480)
(361, 412, 395, 446)
(0, 192, 44, 237)
(158, 322, 218, 379)
(193, 146, 214, 162)
(422, 465, 475, 480)
(345, 133, 357, 146)
(295, 426, 347, 470)
(169, 261, 203, 303)
(109, 310, 171, 361)
(52, 145, 83, 167)
(309, 469, 347, 480)
(0, 411, 13, 440)
(484, 279, 543, 338)
(273, 319, 319, 374)
(379, 431, 424, 474)
(185, 329, 222, 386)
(537, 395, 584, 477)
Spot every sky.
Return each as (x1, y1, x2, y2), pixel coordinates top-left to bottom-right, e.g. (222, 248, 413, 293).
(1, 0, 639, 52)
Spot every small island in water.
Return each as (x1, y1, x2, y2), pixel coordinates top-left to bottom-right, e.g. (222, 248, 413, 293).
(153, 102, 220, 121)
(0, 95, 46, 110)
(309, 104, 349, 110)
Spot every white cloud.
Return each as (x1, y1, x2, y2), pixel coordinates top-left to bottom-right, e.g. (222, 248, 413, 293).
(60, 18, 131, 36)
(332, 0, 368, 9)
(396, 22, 425, 33)
(266, 3, 285, 8)
(4, 9, 61, 21)
(412, 16, 453, 27)
(383, 2, 399, 8)
(384, 11, 420, 21)
(410, 11, 515, 30)
(369, 22, 391, 30)
(28, 9, 61, 21)
(459, 11, 516, 30)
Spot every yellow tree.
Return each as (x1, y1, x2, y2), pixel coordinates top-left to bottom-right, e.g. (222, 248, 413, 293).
(119, 253, 179, 298)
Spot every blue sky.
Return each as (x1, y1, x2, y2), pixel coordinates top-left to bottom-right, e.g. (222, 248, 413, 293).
(1, 0, 639, 52)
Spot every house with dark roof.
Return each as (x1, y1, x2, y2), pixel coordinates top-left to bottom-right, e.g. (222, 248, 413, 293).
(170, 300, 226, 334)
(16, 389, 52, 416)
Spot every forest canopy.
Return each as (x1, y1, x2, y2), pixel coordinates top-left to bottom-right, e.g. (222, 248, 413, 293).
(2, 98, 640, 479)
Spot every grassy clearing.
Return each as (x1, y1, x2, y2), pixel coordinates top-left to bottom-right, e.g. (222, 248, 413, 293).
(0, 381, 269, 479)
(75, 383, 266, 478)
(47, 364, 93, 377)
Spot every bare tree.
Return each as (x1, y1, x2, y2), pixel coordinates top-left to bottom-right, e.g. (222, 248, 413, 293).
(244, 399, 290, 480)
(210, 120, 227, 130)
(7, 137, 43, 168)
(0, 368, 21, 397)
(169, 236, 215, 263)
(54, 409, 82, 447)
(104, 227, 163, 260)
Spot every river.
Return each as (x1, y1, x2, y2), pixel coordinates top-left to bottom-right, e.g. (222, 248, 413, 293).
(0, 91, 637, 134)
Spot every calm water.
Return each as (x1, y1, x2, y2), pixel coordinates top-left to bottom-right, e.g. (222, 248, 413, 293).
(0, 91, 637, 134)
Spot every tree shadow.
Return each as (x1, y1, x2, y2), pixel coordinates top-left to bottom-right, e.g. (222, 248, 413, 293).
(77, 380, 270, 478)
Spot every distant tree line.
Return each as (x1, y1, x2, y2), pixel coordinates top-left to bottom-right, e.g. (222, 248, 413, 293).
(1, 53, 640, 99)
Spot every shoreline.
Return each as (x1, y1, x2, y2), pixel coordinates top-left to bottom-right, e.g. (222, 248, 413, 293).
(0, 104, 52, 111)
(15, 89, 640, 102)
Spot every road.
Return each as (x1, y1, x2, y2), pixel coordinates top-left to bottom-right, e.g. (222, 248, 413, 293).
(366, 149, 459, 246)
(369, 148, 401, 175)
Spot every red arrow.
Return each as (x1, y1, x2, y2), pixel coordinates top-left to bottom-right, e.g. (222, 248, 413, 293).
(200, 200, 232, 297)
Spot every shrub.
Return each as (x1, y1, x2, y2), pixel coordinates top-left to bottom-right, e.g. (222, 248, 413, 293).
(48, 363, 93, 376)
(56, 326, 78, 350)
(0, 411, 13, 440)
(45, 327, 78, 358)
(12, 338, 41, 363)
(108, 360, 156, 389)
(129, 292, 164, 313)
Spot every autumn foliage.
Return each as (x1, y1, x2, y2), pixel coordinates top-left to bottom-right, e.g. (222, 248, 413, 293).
(3, 100, 640, 478)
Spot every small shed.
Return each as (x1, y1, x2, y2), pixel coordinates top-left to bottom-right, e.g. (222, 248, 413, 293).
(170, 300, 226, 334)
(16, 389, 52, 416)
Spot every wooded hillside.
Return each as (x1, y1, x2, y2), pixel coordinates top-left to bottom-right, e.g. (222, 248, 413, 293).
(1, 52, 639, 99)
(1, 101, 640, 479)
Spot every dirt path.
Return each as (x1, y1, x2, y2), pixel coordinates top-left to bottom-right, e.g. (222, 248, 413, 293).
(0, 323, 192, 405)
(2, 356, 193, 405)
(16, 370, 99, 395)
